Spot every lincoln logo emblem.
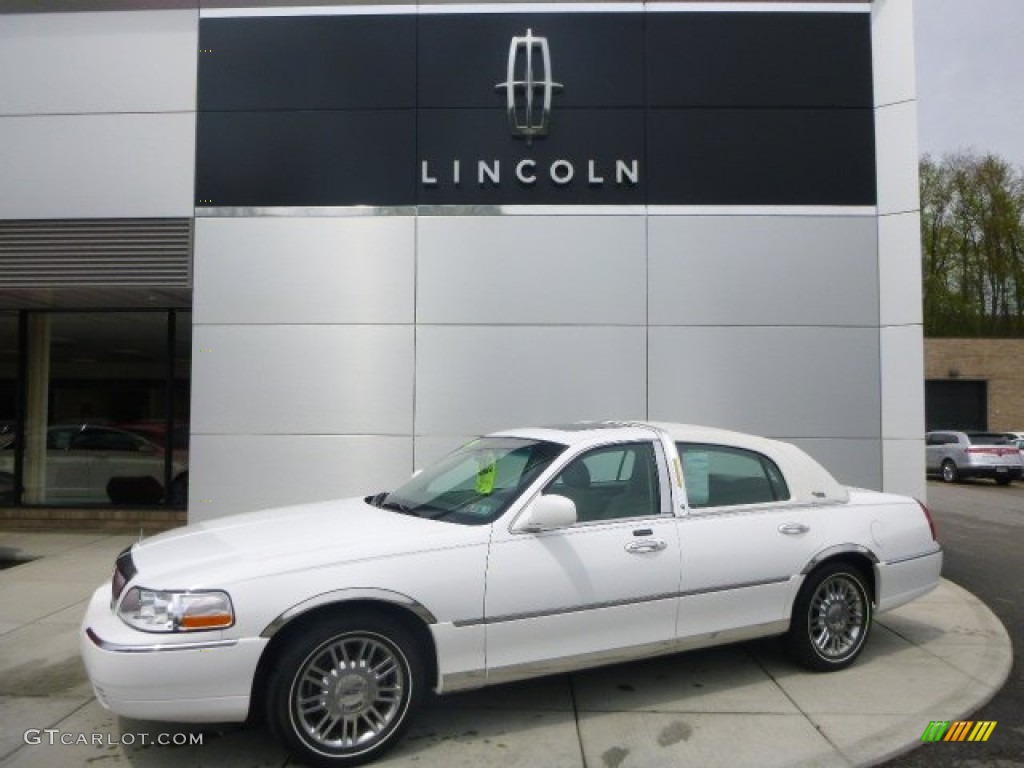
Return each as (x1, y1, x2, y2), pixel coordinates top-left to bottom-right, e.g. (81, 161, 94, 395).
(495, 29, 562, 144)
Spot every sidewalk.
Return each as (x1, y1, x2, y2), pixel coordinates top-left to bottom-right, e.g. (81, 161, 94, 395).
(0, 530, 1013, 768)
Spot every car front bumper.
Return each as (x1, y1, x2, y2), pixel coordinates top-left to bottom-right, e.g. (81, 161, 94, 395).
(80, 584, 267, 723)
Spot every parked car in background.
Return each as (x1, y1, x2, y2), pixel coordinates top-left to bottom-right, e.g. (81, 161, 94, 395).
(925, 430, 1024, 485)
(0, 424, 187, 504)
(82, 422, 942, 767)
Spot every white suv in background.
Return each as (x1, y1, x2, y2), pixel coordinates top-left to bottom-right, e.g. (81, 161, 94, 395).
(925, 431, 1024, 485)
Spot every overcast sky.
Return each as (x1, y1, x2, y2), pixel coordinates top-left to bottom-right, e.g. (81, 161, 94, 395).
(914, 0, 1024, 170)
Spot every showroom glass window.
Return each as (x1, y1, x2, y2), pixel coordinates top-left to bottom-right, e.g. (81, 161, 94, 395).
(7, 311, 189, 508)
(0, 313, 16, 504)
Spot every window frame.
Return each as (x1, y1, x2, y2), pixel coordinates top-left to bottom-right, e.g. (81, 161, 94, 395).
(541, 439, 672, 525)
(676, 442, 791, 513)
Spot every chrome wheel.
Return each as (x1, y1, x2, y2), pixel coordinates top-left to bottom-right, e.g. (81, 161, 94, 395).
(785, 563, 872, 671)
(291, 634, 407, 752)
(267, 613, 424, 767)
(941, 460, 958, 483)
(808, 574, 866, 659)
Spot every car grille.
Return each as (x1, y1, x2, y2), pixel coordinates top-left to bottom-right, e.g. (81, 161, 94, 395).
(111, 546, 137, 607)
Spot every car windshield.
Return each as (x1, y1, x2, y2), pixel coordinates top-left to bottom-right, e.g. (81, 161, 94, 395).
(380, 436, 566, 525)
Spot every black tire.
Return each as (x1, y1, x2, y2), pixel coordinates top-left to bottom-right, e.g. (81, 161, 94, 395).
(785, 562, 872, 672)
(266, 612, 424, 767)
(995, 476, 1012, 486)
(940, 459, 959, 483)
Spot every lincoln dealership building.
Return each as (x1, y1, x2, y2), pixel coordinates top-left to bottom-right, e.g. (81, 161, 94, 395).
(0, 0, 924, 522)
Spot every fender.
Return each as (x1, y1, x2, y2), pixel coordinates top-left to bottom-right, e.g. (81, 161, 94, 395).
(798, 543, 881, 603)
(260, 587, 438, 638)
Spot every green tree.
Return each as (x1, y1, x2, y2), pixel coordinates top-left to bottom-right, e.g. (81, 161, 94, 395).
(920, 152, 1024, 336)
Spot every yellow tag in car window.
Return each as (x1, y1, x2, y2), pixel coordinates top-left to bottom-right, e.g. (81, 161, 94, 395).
(476, 457, 497, 495)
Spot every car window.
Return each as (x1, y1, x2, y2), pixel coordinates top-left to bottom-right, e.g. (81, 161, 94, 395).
(966, 433, 1012, 446)
(383, 436, 566, 525)
(677, 443, 790, 509)
(546, 442, 660, 523)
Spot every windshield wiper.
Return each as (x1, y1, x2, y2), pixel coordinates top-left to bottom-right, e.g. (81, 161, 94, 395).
(378, 497, 417, 516)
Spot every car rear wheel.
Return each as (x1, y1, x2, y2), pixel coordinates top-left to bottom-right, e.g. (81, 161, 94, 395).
(941, 459, 959, 483)
(266, 612, 424, 767)
(785, 563, 872, 671)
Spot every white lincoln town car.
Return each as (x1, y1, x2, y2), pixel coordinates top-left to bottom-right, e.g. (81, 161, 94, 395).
(81, 422, 942, 767)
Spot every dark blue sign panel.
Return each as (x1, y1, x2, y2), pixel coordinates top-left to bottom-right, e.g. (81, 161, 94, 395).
(195, 10, 875, 208)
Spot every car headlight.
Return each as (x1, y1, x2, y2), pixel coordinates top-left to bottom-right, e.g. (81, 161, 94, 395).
(117, 588, 234, 632)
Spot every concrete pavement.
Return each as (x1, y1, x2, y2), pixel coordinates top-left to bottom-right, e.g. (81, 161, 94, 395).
(0, 530, 1013, 768)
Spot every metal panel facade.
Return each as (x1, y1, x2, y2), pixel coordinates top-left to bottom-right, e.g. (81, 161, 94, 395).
(0, 2, 926, 517)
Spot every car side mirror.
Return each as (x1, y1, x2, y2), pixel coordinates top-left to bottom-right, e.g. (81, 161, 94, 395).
(516, 494, 577, 532)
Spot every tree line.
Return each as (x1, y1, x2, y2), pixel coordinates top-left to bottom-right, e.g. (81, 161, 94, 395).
(920, 153, 1024, 337)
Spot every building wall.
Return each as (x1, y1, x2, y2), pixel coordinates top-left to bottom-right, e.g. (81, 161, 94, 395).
(925, 339, 1024, 431)
(0, 1, 928, 519)
(0, 9, 196, 219)
(873, 0, 926, 499)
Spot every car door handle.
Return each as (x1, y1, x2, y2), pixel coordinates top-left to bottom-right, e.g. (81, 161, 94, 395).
(778, 523, 810, 535)
(625, 539, 668, 554)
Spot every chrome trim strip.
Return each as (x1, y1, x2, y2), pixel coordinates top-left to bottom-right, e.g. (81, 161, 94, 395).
(800, 543, 880, 575)
(473, 618, 791, 689)
(455, 576, 790, 627)
(419, 3, 642, 14)
(678, 576, 791, 599)
(421, 205, 648, 217)
(648, 2, 869, 12)
(201, 2, 868, 18)
(202, 5, 418, 17)
(195, 205, 874, 218)
(648, 205, 878, 217)
(881, 546, 943, 567)
(86, 628, 238, 654)
(195, 206, 417, 218)
(453, 591, 679, 628)
(260, 588, 438, 638)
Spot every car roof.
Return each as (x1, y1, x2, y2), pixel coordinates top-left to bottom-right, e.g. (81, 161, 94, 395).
(494, 421, 850, 505)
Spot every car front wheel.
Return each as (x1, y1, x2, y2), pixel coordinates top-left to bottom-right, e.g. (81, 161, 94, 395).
(266, 613, 424, 767)
(786, 563, 872, 671)
(941, 460, 959, 483)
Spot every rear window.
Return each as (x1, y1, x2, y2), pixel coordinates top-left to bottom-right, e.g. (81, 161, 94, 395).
(966, 433, 1012, 446)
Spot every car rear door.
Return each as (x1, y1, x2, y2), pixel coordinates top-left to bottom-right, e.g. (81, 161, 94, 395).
(673, 442, 826, 641)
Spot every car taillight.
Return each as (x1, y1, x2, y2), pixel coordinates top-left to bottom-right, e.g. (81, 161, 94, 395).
(916, 500, 938, 542)
(967, 446, 1014, 456)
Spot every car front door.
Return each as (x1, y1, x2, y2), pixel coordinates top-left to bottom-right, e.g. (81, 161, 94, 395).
(483, 440, 681, 683)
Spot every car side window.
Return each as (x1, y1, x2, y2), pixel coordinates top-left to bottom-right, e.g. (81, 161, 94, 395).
(545, 442, 660, 523)
(677, 443, 790, 509)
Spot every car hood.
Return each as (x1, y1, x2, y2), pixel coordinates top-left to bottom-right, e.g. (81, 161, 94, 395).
(129, 497, 487, 587)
